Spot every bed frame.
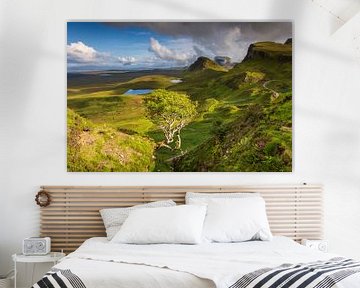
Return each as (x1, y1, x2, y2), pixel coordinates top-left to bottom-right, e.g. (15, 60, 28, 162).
(39, 184, 323, 253)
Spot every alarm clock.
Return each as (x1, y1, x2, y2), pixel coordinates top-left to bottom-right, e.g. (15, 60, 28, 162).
(23, 237, 51, 255)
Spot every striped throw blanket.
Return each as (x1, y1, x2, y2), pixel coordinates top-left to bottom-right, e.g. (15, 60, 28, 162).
(32, 268, 86, 288)
(32, 258, 360, 288)
(230, 258, 360, 288)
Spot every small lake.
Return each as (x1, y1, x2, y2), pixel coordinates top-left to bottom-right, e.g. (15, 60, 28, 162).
(124, 89, 153, 95)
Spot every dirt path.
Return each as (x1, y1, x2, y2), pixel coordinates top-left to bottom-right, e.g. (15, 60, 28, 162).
(165, 151, 187, 163)
(263, 80, 280, 100)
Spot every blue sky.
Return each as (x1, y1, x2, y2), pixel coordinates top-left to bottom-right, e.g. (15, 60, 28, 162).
(67, 22, 292, 71)
(68, 23, 162, 59)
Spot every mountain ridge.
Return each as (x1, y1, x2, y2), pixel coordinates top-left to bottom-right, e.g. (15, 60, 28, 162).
(243, 40, 292, 62)
(188, 56, 227, 72)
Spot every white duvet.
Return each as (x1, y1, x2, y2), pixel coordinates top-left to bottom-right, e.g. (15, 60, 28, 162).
(54, 237, 360, 288)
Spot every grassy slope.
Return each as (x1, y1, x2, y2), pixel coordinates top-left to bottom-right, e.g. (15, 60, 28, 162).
(68, 95, 153, 134)
(67, 73, 187, 171)
(67, 109, 155, 172)
(172, 56, 292, 171)
(173, 92, 292, 172)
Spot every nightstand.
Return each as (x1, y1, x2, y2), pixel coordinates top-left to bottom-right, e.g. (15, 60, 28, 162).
(12, 252, 65, 288)
(301, 239, 328, 252)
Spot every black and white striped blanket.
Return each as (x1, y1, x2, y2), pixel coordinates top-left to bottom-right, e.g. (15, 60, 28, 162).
(230, 258, 360, 288)
(32, 258, 360, 288)
(32, 268, 86, 288)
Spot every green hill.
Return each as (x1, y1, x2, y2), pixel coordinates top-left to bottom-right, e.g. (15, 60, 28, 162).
(188, 56, 227, 72)
(242, 40, 292, 62)
(67, 109, 155, 172)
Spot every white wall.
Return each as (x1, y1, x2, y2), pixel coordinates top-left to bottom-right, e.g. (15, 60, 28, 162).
(1, 0, 360, 285)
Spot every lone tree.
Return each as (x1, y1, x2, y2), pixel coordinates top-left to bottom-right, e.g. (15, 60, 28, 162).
(144, 89, 197, 150)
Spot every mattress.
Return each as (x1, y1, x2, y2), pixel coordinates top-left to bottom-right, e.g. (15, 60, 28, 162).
(37, 237, 360, 288)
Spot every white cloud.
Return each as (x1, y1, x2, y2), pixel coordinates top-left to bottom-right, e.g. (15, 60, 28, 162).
(149, 37, 193, 63)
(118, 56, 136, 65)
(67, 41, 101, 63)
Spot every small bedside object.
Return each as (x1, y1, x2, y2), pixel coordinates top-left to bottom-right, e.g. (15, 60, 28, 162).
(12, 252, 65, 288)
(301, 239, 328, 252)
(23, 237, 51, 255)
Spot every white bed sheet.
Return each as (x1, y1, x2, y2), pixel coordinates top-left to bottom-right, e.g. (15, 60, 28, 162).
(54, 236, 360, 288)
(56, 258, 214, 288)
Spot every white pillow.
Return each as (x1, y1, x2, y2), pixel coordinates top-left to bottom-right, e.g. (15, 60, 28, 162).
(111, 205, 207, 244)
(202, 197, 272, 243)
(100, 200, 176, 240)
(186, 192, 259, 204)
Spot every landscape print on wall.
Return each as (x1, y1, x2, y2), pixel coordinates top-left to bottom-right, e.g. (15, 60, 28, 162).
(67, 22, 292, 172)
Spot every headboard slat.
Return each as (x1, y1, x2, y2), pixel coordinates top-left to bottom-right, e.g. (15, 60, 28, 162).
(40, 184, 323, 253)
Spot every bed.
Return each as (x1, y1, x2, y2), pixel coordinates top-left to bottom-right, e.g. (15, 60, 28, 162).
(33, 185, 360, 288)
(33, 236, 360, 288)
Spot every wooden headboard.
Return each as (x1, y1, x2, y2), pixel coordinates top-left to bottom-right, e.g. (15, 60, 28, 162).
(39, 184, 323, 253)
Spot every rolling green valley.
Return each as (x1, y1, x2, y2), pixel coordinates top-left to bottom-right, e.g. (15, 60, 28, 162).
(67, 22, 292, 172)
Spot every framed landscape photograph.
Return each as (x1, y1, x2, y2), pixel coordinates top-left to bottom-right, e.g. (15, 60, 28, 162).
(67, 22, 292, 172)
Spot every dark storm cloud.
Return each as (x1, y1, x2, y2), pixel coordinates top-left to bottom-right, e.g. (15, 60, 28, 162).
(106, 22, 291, 39)
(106, 22, 292, 61)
